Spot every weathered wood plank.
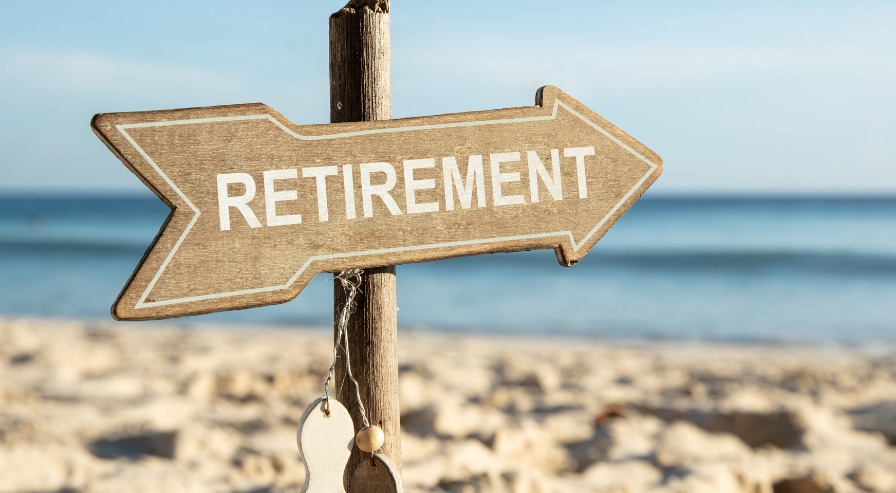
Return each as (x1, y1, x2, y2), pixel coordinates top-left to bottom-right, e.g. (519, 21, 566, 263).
(330, 1, 402, 491)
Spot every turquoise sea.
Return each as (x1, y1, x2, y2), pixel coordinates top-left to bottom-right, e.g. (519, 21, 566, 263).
(1, 195, 894, 346)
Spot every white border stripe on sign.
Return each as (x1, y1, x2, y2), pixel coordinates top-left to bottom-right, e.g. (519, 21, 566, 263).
(119, 99, 658, 310)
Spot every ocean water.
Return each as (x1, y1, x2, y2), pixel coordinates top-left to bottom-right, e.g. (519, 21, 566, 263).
(1, 195, 894, 345)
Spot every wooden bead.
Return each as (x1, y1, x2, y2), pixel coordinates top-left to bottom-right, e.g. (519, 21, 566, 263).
(355, 425, 385, 453)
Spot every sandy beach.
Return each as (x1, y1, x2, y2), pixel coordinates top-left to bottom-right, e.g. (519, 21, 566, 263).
(1, 317, 894, 493)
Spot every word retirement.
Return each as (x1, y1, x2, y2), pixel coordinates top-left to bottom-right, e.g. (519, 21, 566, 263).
(217, 146, 596, 231)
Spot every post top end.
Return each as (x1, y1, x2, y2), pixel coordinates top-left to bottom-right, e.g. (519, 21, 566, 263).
(335, 0, 389, 16)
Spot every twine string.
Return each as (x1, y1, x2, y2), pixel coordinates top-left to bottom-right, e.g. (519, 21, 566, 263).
(322, 269, 371, 429)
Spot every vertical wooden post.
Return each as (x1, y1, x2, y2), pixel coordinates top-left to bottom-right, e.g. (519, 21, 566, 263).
(330, 0, 400, 490)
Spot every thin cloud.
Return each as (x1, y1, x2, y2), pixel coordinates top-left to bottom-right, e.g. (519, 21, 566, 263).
(399, 40, 896, 96)
(1, 47, 247, 102)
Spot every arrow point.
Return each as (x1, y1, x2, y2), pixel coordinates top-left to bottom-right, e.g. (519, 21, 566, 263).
(535, 85, 663, 267)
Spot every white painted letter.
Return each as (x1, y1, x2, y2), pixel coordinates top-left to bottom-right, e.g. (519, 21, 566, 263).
(360, 162, 402, 217)
(263, 169, 302, 227)
(442, 155, 485, 211)
(527, 149, 563, 203)
(564, 146, 596, 199)
(403, 158, 439, 214)
(490, 152, 525, 206)
(343, 164, 357, 220)
(217, 173, 261, 231)
(302, 165, 338, 222)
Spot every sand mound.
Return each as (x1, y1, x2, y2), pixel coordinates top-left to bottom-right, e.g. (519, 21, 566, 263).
(1, 318, 894, 492)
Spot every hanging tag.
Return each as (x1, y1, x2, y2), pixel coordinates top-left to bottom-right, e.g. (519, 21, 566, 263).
(297, 397, 353, 493)
(349, 452, 403, 493)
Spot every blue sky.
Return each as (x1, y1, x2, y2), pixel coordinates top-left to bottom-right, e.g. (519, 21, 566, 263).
(1, 1, 894, 195)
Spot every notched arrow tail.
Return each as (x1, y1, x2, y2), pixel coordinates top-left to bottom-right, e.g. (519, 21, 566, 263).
(92, 88, 661, 320)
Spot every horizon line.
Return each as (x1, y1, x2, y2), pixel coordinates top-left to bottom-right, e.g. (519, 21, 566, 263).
(1, 189, 895, 201)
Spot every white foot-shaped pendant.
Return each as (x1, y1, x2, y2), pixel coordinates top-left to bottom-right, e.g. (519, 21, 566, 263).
(297, 397, 403, 492)
(297, 397, 353, 493)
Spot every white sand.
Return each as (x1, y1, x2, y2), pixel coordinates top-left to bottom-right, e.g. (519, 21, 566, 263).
(1, 317, 894, 492)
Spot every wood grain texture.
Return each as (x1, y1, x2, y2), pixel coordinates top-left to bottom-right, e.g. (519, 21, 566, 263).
(91, 84, 662, 320)
(349, 453, 402, 492)
(330, 1, 402, 490)
(334, 267, 400, 488)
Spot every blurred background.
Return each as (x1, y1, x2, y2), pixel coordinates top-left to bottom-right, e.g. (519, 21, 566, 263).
(1, 1, 895, 345)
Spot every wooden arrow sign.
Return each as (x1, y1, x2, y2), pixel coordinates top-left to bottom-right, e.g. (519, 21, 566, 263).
(93, 86, 662, 320)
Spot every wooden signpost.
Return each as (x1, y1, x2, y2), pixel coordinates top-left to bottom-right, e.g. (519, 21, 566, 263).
(91, 85, 661, 320)
(92, 1, 661, 490)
